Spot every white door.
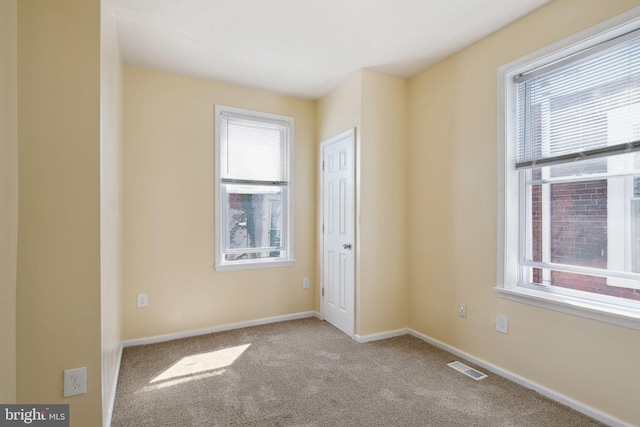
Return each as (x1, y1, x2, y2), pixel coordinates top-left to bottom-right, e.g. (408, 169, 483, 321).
(321, 129, 355, 338)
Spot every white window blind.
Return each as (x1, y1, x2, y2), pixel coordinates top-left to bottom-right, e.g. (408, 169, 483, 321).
(516, 29, 640, 169)
(220, 112, 289, 183)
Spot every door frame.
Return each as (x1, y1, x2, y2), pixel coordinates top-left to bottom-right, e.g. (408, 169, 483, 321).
(319, 128, 356, 338)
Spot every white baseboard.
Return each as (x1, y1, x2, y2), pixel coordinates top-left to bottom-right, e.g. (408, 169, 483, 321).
(355, 328, 409, 343)
(122, 311, 317, 348)
(408, 329, 633, 427)
(105, 342, 123, 427)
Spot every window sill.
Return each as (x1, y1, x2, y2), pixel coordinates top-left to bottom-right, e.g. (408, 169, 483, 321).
(495, 286, 640, 331)
(215, 258, 295, 272)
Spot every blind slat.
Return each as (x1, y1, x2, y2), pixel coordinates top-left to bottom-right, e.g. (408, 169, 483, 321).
(515, 28, 640, 83)
(517, 30, 640, 168)
(220, 112, 289, 182)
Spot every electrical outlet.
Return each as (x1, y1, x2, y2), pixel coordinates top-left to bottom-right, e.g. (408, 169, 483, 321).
(303, 277, 310, 289)
(496, 313, 509, 334)
(137, 293, 148, 308)
(458, 304, 467, 318)
(64, 367, 87, 397)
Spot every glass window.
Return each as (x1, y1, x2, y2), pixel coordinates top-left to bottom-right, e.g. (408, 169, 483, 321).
(498, 17, 640, 329)
(215, 106, 294, 270)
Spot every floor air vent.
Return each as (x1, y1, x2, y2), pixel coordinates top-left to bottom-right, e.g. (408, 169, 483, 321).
(447, 361, 488, 380)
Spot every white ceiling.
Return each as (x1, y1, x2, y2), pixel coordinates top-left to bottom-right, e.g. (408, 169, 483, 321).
(114, 0, 550, 100)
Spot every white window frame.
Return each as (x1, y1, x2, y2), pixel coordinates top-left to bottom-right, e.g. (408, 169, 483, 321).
(214, 105, 295, 271)
(607, 112, 640, 288)
(497, 8, 640, 330)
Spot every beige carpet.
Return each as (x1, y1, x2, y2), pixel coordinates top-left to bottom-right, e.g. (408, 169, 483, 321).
(112, 318, 603, 426)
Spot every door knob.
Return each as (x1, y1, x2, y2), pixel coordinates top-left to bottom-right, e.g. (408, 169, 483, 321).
(343, 243, 352, 250)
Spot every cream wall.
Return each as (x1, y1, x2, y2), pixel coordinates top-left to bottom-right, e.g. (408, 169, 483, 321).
(407, 0, 640, 425)
(0, 0, 18, 405)
(17, 1, 103, 425)
(316, 71, 363, 144)
(100, 0, 123, 424)
(122, 66, 316, 340)
(316, 70, 408, 336)
(359, 70, 408, 335)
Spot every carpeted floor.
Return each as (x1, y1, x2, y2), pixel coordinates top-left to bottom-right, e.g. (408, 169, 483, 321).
(111, 318, 603, 426)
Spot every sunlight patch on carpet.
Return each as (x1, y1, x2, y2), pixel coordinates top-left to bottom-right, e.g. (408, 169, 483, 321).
(138, 369, 227, 393)
(137, 343, 252, 393)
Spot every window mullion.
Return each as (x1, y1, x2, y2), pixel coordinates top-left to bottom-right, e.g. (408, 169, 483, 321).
(519, 170, 532, 285)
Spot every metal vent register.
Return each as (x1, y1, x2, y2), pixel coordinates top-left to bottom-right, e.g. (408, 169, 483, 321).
(447, 361, 488, 380)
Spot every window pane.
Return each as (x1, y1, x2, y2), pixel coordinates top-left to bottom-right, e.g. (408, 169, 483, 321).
(525, 156, 640, 300)
(224, 184, 285, 261)
(528, 268, 640, 301)
(534, 179, 608, 270)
